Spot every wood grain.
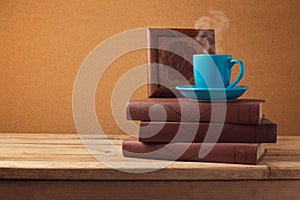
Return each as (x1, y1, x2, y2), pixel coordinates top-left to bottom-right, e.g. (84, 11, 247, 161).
(0, 133, 300, 199)
(0, 180, 299, 200)
(0, 133, 299, 181)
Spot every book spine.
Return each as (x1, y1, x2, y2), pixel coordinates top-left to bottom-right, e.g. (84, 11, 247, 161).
(138, 121, 277, 143)
(226, 103, 261, 124)
(126, 101, 263, 125)
(122, 139, 261, 165)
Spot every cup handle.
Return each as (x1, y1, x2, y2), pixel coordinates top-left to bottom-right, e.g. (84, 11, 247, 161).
(227, 59, 244, 88)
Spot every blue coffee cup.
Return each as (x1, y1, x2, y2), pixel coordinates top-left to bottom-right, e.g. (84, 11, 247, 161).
(193, 54, 244, 88)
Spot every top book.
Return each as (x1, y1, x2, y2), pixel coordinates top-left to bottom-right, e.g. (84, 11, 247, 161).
(126, 98, 264, 125)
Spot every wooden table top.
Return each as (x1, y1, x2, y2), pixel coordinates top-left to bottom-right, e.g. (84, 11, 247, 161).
(0, 133, 299, 181)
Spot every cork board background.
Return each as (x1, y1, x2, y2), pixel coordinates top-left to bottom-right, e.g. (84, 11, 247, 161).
(0, 0, 299, 136)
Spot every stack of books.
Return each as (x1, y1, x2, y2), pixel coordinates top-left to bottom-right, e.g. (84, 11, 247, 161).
(122, 98, 277, 164)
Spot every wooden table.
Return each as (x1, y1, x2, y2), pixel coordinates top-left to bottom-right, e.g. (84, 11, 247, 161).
(0, 133, 299, 199)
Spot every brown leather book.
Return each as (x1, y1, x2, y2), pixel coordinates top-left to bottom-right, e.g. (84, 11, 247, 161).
(122, 137, 265, 165)
(139, 118, 276, 143)
(127, 98, 264, 125)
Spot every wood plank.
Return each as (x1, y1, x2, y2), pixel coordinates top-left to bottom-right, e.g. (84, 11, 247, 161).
(0, 133, 127, 139)
(0, 138, 87, 144)
(1, 142, 298, 152)
(0, 154, 297, 164)
(262, 156, 300, 162)
(0, 154, 97, 162)
(0, 133, 81, 139)
(0, 133, 300, 180)
(0, 142, 299, 158)
(265, 149, 300, 156)
(277, 136, 300, 141)
(269, 164, 300, 180)
(0, 160, 269, 180)
(0, 180, 299, 200)
(1, 137, 299, 146)
(264, 144, 300, 149)
(0, 133, 299, 141)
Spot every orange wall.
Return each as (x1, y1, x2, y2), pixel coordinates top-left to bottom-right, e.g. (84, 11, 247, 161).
(0, 0, 299, 135)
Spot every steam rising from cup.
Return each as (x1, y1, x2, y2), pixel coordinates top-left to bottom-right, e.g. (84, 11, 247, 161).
(195, 10, 229, 52)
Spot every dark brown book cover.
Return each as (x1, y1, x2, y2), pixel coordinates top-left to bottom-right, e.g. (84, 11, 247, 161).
(139, 118, 277, 143)
(122, 137, 265, 165)
(126, 98, 264, 125)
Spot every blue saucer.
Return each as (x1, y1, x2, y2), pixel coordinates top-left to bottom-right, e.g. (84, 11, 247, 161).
(176, 85, 248, 101)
